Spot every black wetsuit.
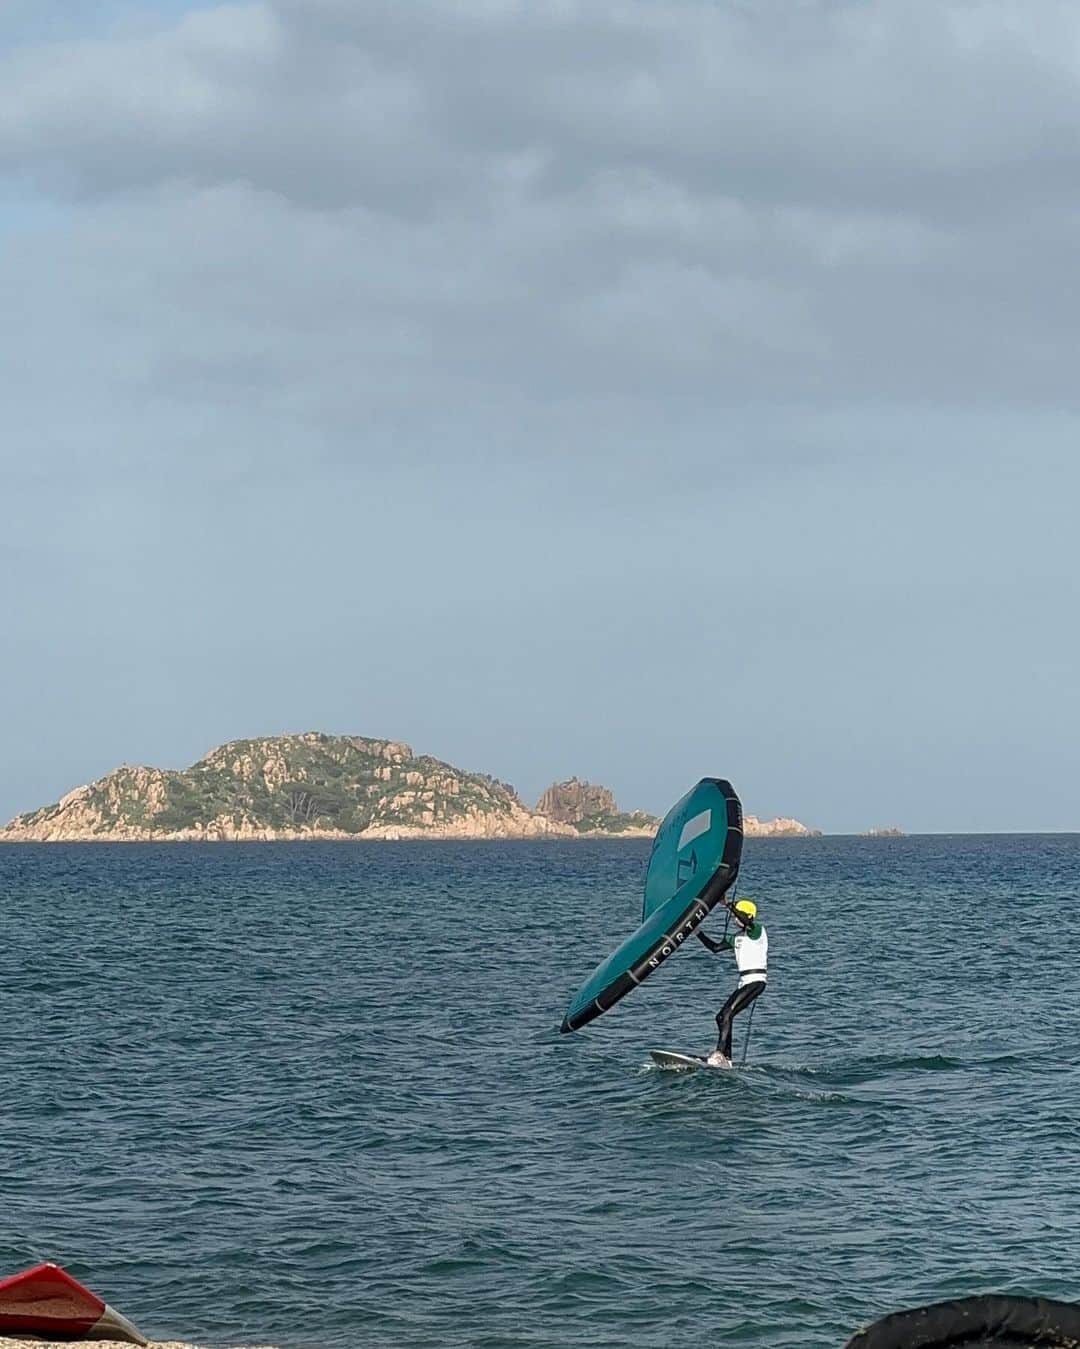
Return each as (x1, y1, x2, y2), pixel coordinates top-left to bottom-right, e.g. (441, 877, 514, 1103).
(697, 922, 767, 1058)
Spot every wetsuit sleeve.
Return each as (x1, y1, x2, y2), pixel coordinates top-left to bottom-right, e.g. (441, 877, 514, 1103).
(696, 931, 733, 953)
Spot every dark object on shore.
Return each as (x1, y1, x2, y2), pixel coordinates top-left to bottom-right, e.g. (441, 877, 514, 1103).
(845, 1293, 1080, 1347)
(0, 1263, 148, 1345)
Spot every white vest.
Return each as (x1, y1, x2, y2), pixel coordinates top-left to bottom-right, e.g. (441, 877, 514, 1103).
(734, 925, 768, 987)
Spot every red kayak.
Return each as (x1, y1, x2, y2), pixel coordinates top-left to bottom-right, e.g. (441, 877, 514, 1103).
(0, 1263, 148, 1345)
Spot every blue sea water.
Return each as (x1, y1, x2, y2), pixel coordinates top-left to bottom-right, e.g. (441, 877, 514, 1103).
(1, 835, 1078, 1349)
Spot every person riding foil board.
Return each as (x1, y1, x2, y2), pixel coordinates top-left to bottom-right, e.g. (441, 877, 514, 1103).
(695, 898, 767, 1067)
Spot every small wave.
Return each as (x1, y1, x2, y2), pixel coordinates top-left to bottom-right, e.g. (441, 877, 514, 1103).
(637, 1059, 868, 1108)
(875, 1053, 964, 1071)
(780, 1053, 968, 1087)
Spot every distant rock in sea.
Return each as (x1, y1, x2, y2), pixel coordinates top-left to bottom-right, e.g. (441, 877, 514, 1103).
(534, 777, 659, 836)
(534, 778, 818, 839)
(744, 815, 821, 838)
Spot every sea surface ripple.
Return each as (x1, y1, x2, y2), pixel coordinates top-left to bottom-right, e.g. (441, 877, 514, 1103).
(1, 835, 1078, 1348)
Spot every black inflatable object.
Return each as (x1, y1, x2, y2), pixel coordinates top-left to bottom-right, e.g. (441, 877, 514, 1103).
(845, 1294, 1080, 1348)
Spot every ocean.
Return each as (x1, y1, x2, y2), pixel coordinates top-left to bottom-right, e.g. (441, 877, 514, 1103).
(1, 835, 1078, 1348)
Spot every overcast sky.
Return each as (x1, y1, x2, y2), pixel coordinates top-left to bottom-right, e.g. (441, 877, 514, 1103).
(2, 0, 1078, 833)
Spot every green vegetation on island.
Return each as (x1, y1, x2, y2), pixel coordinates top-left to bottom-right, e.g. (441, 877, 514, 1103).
(568, 809, 660, 835)
(0, 733, 556, 841)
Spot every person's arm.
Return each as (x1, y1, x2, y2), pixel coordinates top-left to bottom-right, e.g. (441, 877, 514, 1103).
(696, 898, 735, 953)
(696, 929, 733, 953)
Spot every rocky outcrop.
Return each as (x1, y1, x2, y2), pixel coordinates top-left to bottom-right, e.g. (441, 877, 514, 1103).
(536, 778, 617, 824)
(533, 780, 819, 838)
(744, 814, 821, 838)
(0, 734, 575, 842)
(535, 778, 659, 836)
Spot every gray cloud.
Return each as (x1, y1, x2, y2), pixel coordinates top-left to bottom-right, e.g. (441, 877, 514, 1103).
(11, 1, 1075, 218)
(2, 0, 1080, 432)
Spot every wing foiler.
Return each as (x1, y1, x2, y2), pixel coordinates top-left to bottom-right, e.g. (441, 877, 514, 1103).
(560, 778, 743, 1033)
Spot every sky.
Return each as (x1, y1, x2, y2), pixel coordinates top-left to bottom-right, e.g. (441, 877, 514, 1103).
(2, 0, 1079, 834)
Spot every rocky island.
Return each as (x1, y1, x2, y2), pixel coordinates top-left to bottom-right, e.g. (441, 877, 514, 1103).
(534, 778, 818, 838)
(0, 734, 818, 842)
(535, 778, 658, 836)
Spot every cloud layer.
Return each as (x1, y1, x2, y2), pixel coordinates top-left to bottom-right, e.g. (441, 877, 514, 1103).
(4, 0, 1080, 435)
(2, 1, 1079, 829)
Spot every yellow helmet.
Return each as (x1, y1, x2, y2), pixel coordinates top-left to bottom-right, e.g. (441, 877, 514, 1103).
(733, 898, 757, 922)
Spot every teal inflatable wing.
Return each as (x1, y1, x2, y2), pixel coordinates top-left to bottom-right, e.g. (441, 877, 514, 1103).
(560, 778, 743, 1033)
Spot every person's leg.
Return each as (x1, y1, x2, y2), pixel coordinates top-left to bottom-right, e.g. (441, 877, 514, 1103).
(715, 981, 764, 1058)
(714, 990, 739, 1060)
